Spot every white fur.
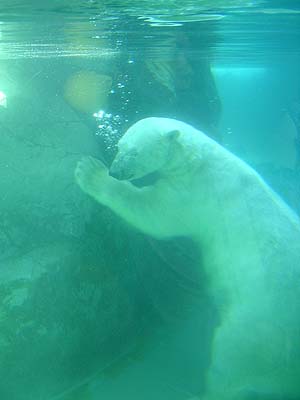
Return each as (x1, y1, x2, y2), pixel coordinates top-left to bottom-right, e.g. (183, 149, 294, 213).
(75, 117, 300, 399)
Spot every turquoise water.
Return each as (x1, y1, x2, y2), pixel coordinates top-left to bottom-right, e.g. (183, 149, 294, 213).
(0, 1, 300, 399)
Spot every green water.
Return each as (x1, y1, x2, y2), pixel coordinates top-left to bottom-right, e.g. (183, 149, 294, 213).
(0, 1, 300, 399)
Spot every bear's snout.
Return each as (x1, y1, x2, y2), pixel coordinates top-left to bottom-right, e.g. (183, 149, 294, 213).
(109, 150, 138, 181)
(109, 161, 134, 181)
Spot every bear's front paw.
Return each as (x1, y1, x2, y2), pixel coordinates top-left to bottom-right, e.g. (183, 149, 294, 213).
(75, 156, 109, 200)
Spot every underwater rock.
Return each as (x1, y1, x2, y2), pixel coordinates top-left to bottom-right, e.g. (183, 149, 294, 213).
(0, 59, 217, 400)
(0, 240, 141, 400)
(0, 60, 139, 399)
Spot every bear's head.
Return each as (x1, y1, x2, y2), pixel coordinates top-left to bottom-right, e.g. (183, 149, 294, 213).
(109, 117, 180, 181)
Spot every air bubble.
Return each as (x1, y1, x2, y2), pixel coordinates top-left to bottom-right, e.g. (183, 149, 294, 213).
(93, 109, 124, 151)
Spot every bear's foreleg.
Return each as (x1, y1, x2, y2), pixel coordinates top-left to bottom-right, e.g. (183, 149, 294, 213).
(75, 156, 161, 236)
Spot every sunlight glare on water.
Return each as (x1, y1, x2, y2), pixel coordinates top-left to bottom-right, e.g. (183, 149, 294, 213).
(0, 0, 299, 64)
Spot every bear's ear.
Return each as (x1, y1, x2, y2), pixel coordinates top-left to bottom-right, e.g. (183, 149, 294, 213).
(166, 129, 180, 141)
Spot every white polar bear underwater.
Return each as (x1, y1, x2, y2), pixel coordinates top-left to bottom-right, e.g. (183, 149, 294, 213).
(75, 117, 300, 400)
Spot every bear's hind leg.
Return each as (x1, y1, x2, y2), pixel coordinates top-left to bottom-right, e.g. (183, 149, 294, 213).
(203, 313, 298, 400)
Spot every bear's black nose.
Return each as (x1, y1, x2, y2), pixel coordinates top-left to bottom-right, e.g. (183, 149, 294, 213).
(109, 167, 134, 181)
(109, 160, 135, 180)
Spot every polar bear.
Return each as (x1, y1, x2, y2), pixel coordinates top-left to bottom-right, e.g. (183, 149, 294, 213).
(75, 117, 300, 400)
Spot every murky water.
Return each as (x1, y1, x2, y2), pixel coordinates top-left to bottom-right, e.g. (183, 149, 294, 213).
(0, 1, 300, 399)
